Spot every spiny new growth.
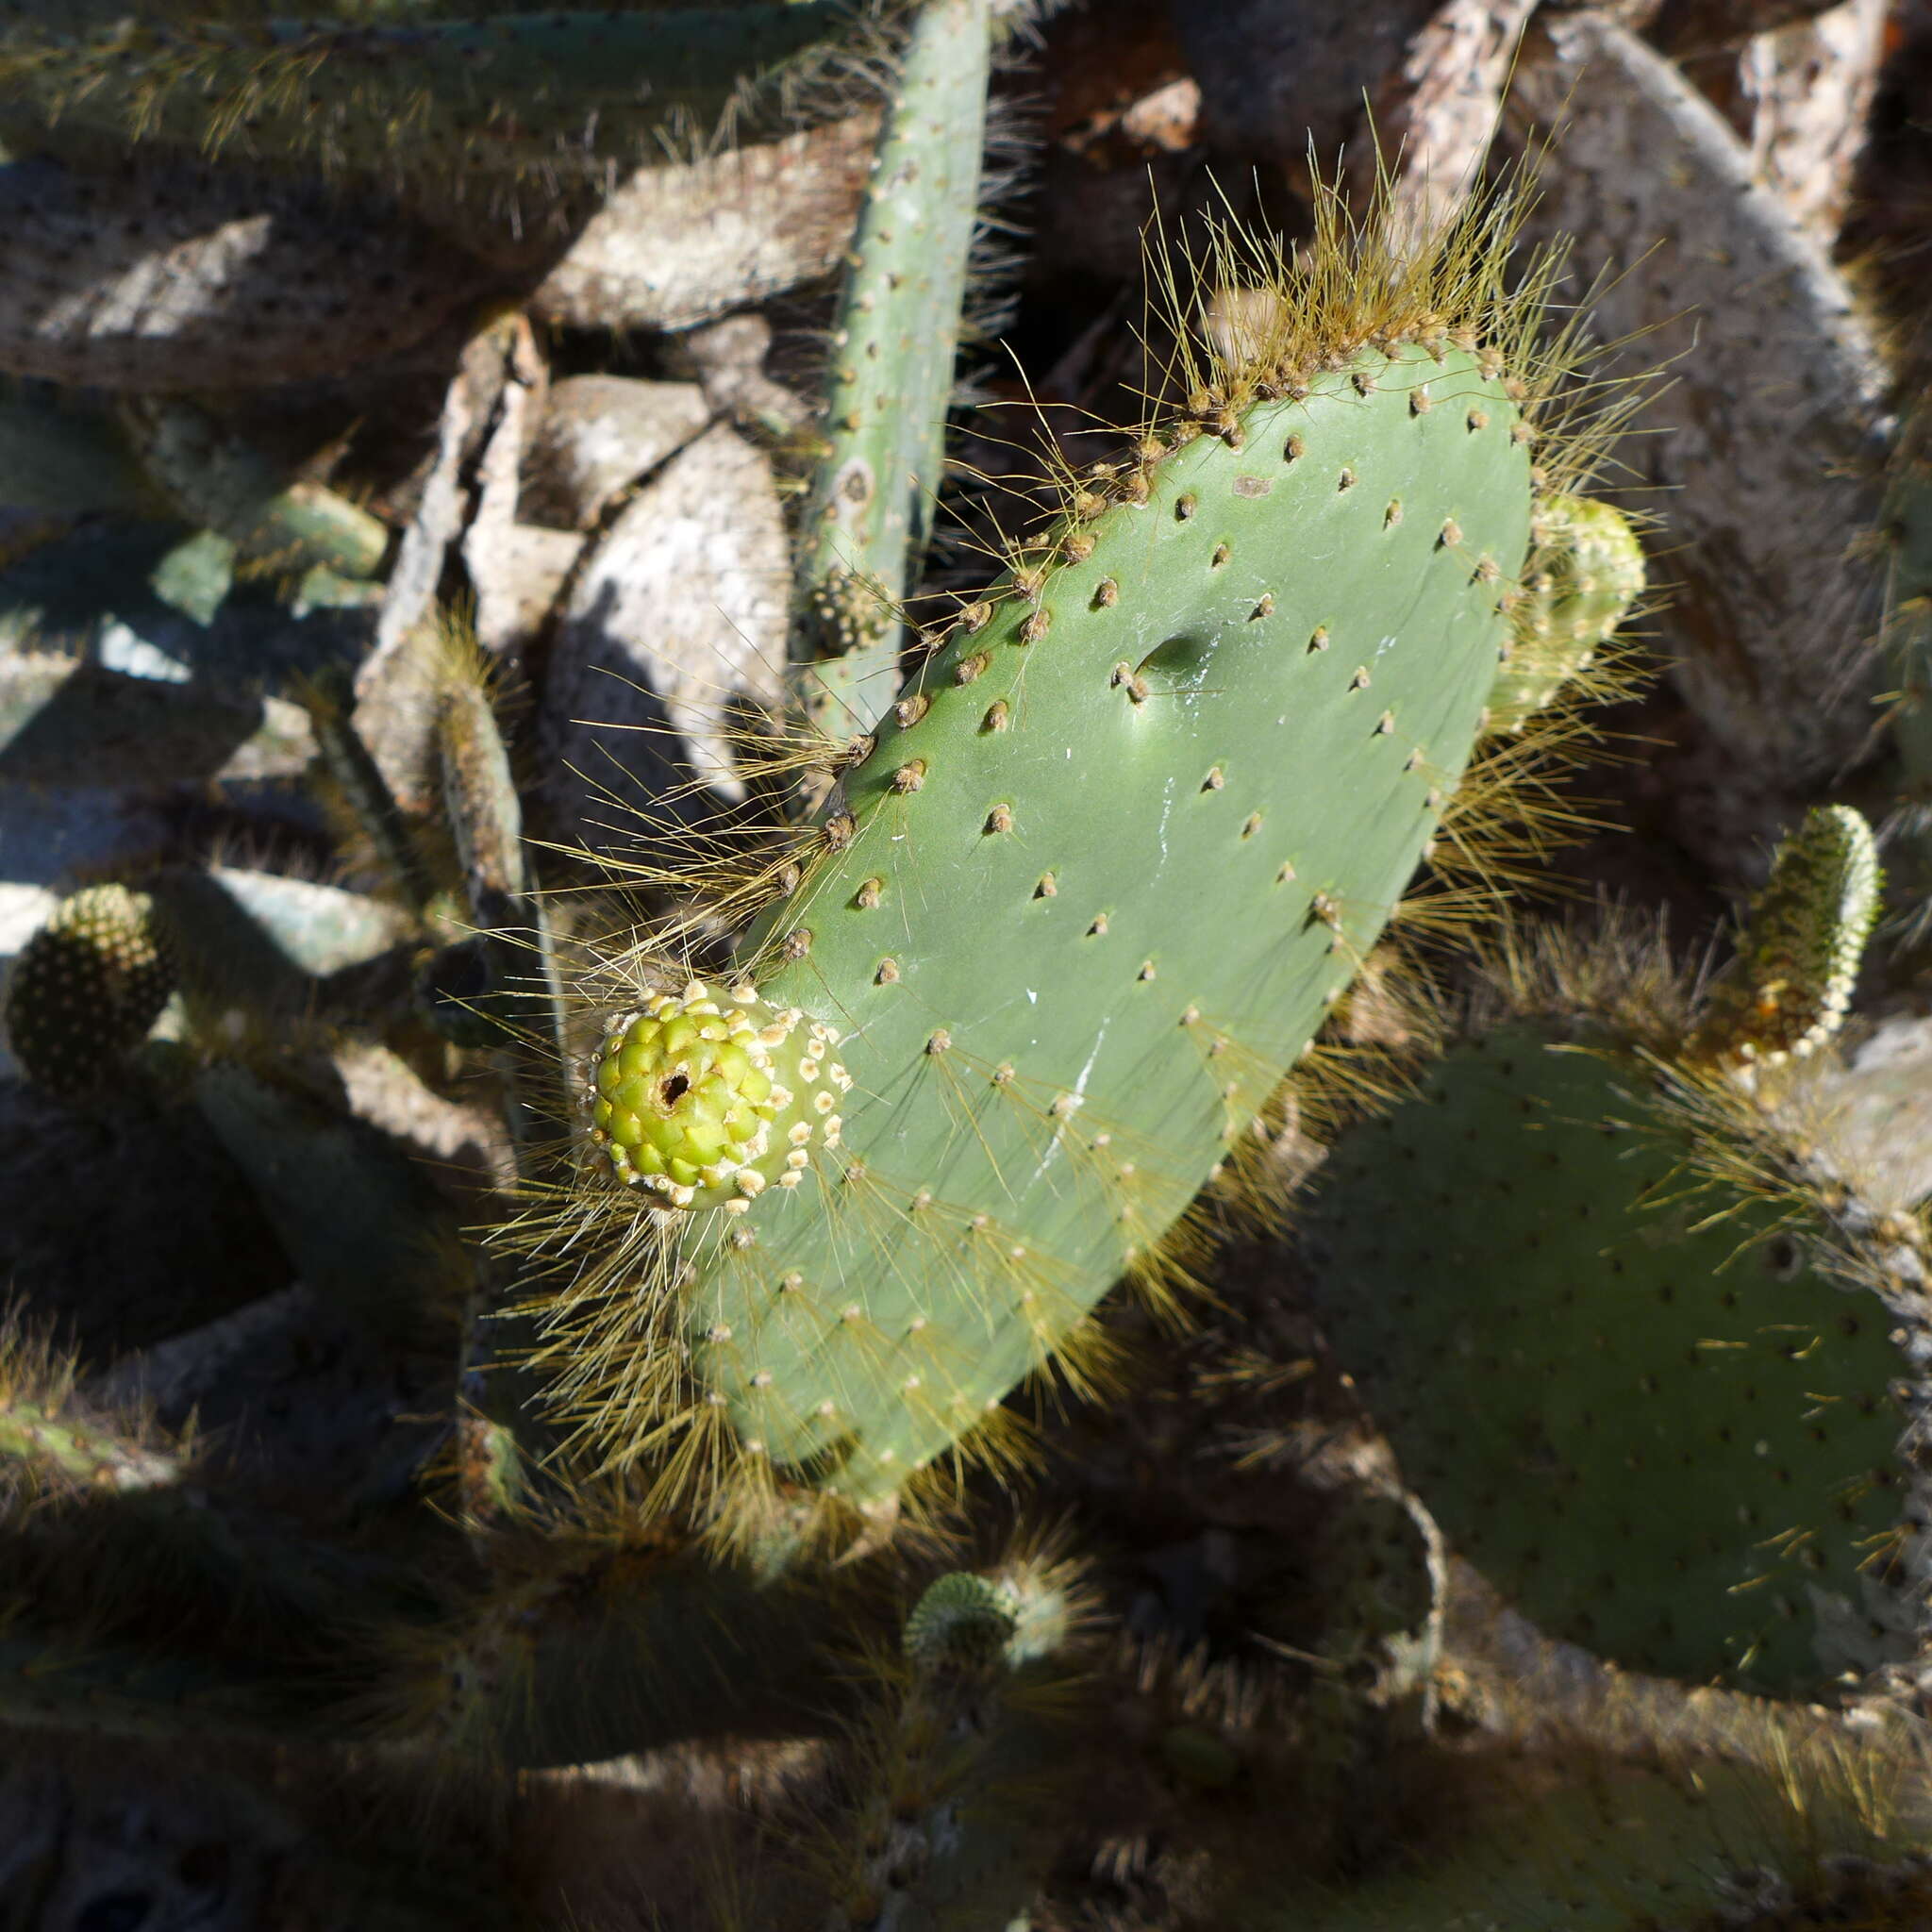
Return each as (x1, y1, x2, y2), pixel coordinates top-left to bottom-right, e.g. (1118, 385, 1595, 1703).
(3, 884, 175, 1097)
(900, 1569, 1017, 1670)
(1690, 803, 1881, 1071)
(508, 172, 1637, 1554)
(1486, 490, 1646, 737)
(0, 1311, 180, 1498)
(818, 1549, 1087, 1931)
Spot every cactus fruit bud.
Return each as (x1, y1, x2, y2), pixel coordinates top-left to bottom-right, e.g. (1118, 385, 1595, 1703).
(1486, 492, 1644, 736)
(588, 980, 852, 1211)
(4, 886, 173, 1096)
(902, 1572, 1020, 1674)
(1692, 804, 1881, 1070)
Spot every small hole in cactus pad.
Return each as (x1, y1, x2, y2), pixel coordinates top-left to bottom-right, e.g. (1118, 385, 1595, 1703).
(1135, 633, 1211, 690)
(660, 1075, 691, 1107)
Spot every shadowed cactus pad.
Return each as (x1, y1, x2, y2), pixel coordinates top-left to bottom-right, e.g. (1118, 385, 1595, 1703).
(1304, 1024, 1916, 1690)
(0, 157, 487, 391)
(1284, 1722, 1925, 1931)
(4, 885, 174, 1096)
(590, 980, 851, 1209)
(0, 7, 868, 209)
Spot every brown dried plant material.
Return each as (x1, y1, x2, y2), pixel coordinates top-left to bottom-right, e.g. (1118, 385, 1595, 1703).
(355, 316, 536, 809)
(541, 421, 789, 851)
(1343, 0, 1540, 247)
(1727, 0, 1888, 239)
(0, 158, 486, 391)
(520, 376, 712, 532)
(1651, 0, 1858, 53)
(529, 113, 880, 334)
(1509, 11, 1891, 783)
(462, 370, 586, 659)
(670, 313, 813, 439)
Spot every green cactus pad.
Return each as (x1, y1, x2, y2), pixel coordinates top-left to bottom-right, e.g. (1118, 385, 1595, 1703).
(1485, 491, 1643, 736)
(4, 884, 174, 1096)
(545, 325, 1550, 1524)
(589, 980, 851, 1210)
(1304, 1024, 1912, 1690)
(1285, 1734, 1913, 1931)
(793, 0, 991, 735)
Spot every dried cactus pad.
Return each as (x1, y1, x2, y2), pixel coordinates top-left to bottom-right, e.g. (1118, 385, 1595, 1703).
(1305, 1026, 1912, 1691)
(4, 885, 174, 1095)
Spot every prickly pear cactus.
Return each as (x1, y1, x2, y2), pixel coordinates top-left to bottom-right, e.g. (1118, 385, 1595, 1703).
(1306, 1025, 1911, 1690)
(792, 0, 991, 735)
(1302, 813, 1918, 1690)
(3, 884, 174, 1097)
(0, 6, 871, 211)
(527, 198, 1626, 1545)
(824, 1553, 1086, 1931)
